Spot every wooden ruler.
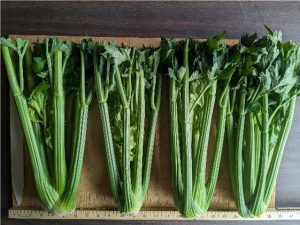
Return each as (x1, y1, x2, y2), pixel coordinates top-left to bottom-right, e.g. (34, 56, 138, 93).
(8, 209, 300, 220)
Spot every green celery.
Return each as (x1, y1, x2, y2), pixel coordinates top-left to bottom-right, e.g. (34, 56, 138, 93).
(163, 35, 238, 218)
(94, 43, 162, 213)
(226, 28, 300, 217)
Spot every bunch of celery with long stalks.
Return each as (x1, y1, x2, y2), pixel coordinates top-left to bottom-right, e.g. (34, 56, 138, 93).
(162, 35, 239, 218)
(226, 28, 300, 217)
(94, 42, 162, 213)
(1, 37, 93, 214)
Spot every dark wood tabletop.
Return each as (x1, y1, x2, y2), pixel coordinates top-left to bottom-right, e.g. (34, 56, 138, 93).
(1, 1, 300, 225)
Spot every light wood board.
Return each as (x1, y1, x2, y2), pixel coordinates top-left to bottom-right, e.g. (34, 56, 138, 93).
(8, 36, 276, 219)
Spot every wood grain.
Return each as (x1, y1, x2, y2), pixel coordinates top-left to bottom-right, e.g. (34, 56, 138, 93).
(1, 1, 300, 42)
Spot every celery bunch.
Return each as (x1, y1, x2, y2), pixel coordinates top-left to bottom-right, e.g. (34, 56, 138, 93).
(94, 43, 162, 213)
(226, 29, 300, 217)
(163, 35, 238, 218)
(1, 37, 93, 214)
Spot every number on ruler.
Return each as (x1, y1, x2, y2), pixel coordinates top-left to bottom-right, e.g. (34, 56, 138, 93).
(233, 214, 238, 219)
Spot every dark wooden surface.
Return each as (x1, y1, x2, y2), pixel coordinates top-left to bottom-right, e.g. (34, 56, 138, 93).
(2, 1, 300, 42)
(1, 1, 300, 225)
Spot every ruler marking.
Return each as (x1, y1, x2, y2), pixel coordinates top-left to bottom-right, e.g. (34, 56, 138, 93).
(8, 209, 300, 220)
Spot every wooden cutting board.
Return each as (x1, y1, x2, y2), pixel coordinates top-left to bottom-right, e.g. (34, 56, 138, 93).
(8, 35, 276, 219)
